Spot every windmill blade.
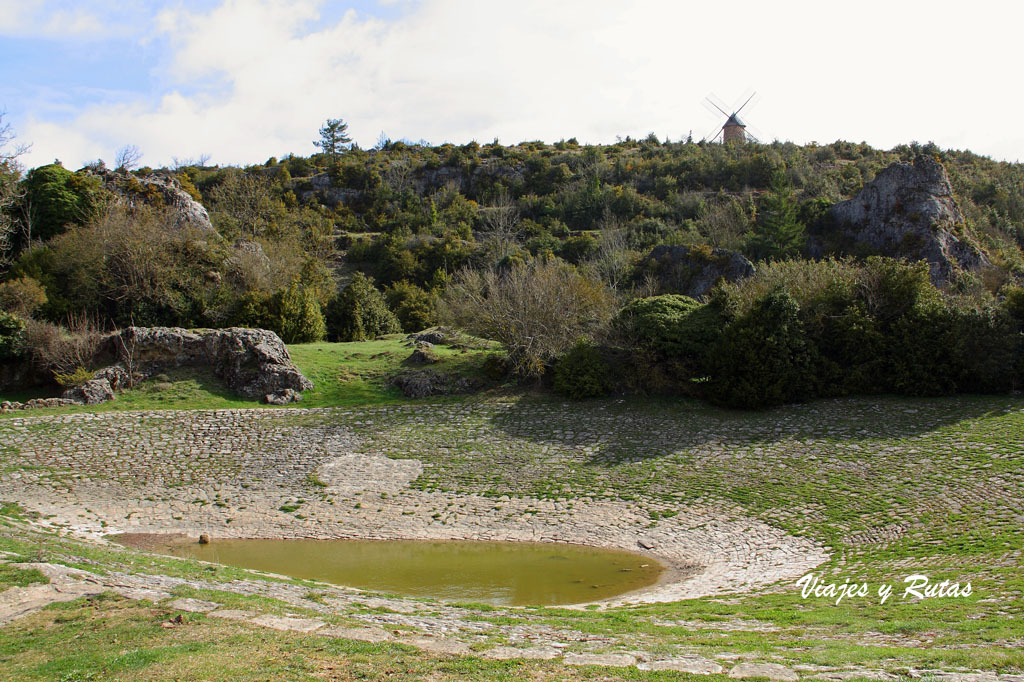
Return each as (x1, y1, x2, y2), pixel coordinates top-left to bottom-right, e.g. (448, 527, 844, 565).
(735, 90, 757, 116)
(745, 121, 767, 143)
(700, 122, 723, 143)
(703, 97, 730, 119)
(706, 92, 731, 115)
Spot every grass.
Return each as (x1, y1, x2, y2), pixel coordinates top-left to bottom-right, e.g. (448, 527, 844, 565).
(0, 335, 505, 416)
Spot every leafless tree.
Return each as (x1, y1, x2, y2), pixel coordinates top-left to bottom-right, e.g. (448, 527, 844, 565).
(441, 260, 615, 378)
(587, 211, 634, 290)
(115, 144, 143, 171)
(478, 188, 521, 265)
(697, 196, 751, 250)
(171, 153, 212, 170)
(384, 156, 412, 194)
(0, 113, 29, 273)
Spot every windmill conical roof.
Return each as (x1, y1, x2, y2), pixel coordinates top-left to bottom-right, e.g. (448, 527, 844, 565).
(724, 113, 745, 128)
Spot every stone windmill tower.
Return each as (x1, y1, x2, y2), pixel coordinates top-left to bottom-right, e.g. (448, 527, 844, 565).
(703, 92, 759, 144)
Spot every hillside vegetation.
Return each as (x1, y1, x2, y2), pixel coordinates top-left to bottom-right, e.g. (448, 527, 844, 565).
(3, 131, 1024, 407)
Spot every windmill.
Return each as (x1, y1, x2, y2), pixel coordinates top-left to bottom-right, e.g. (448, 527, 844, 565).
(701, 91, 761, 144)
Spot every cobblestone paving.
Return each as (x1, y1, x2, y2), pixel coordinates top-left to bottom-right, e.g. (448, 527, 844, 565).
(0, 406, 826, 603)
(1, 395, 1022, 680)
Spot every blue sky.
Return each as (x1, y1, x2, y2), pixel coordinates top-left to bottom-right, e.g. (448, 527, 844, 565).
(3, 0, 1024, 169)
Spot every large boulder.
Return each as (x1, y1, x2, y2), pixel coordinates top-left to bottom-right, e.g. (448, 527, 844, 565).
(203, 328, 313, 400)
(62, 377, 115, 405)
(640, 244, 755, 298)
(106, 326, 312, 403)
(828, 156, 989, 283)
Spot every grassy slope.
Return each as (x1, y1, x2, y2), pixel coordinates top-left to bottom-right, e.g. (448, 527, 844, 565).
(0, 335, 505, 416)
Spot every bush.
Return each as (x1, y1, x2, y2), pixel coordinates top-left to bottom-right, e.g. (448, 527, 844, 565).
(705, 290, 815, 409)
(273, 280, 326, 344)
(553, 340, 612, 399)
(0, 276, 47, 317)
(20, 316, 102, 374)
(53, 366, 95, 388)
(0, 310, 25, 361)
(481, 353, 511, 380)
(441, 260, 615, 379)
(325, 272, 401, 341)
(385, 280, 437, 332)
(614, 294, 724, 379)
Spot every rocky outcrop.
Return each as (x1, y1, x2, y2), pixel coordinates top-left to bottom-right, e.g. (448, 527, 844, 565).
(828, 156, 989, 283)
(107, 327, 312, 403)
(390, 370, 476, 398)
(406, 343, 440, 365)
(61, 378, 115, 405)
(640, 245, 755, 298)
(87, 167, 215, 233)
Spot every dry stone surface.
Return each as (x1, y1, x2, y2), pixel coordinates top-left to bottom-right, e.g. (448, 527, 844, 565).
(0, 407, 826, 604)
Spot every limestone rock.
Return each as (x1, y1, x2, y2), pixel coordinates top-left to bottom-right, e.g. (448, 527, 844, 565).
(391, 369, 474, 398)
(203, 328, 313, 399)
(318, 625, 392, 643)
(828, 155, 989, 283)
(92, 364, 134, 392)
(104, 326, 312, 401)
(88, 167, 214, 233)
(407, 343, 440, 365)
(62, 378, 115, 405)
(639, 656, 724, 674)
(251, 614, 325, 633)
(410, 327, 458, 346)
(564, 652, 637, 667)
(264, 389, 303, 405)
(641, 244, 755, 298)
(729, 662, 799, 681)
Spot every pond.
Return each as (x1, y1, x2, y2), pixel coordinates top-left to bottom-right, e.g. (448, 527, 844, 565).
(114, 536, 664, 606)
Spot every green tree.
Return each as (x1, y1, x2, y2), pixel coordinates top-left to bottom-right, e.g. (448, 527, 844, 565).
(20, 162, 104, 244)
(273, 280, 326, 344)
(746, 173, 805, 260)
(385, 280, 437, 332)
(0, 309, 25, 361)
(325, 272, 401, 341)
(314, 118, 352, 163)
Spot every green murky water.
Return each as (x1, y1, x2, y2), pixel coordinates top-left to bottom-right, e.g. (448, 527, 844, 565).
(125, 537, 664, 606)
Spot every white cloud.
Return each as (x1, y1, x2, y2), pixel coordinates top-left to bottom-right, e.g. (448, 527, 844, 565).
(0, 1, 136, 39)
(18, 0, 1024, 168)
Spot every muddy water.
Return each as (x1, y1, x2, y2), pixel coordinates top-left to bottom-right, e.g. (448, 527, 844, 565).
(116, 536, 664, 606)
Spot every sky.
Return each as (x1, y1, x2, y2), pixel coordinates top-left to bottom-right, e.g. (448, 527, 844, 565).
(2, 0, 1023, 170)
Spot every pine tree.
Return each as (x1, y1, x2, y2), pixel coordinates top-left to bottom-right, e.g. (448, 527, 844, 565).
(314, 118, 352, 163)
(747, 173, 806, 261)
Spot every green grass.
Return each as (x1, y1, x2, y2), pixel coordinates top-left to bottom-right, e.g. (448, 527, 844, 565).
(0, 336, 505, 416)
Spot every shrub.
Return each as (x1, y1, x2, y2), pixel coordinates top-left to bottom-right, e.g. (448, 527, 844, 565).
(1004, 285, 1024, 321)
(0, 310, 25, 361)
(481, 353, 511, 380)
(325, 272, 401, 342)
(441, 260, 615, 379)
(614, 294, 724, 379)
(705, 290, 815, 409)
(0, 276, 47, 317)
(53, 366, 95, 388)
(553, 339, 613, 399)
(20, 316, 102, 374)
(385, 280, 437, 332)
(273, 280, 326, 344)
